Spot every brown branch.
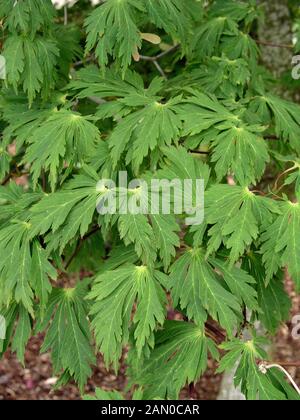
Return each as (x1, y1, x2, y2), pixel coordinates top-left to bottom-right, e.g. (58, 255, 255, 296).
(275, 361, 300, 368)
(88, 96, 107, 105)
(65, 226, 100, 270)
(255, 39, 294, 49)
(258, 360, 300, 368)
(189, 150, 210, 155)
(155, 44, 180, 60)
(153, 60, 167, 79)
(205, 322, 226, 343)
(264, 135, 280, 140)
(64, 5, 68, 26)
(139, 44, 180, 62)
(73, 55, 96, 68)
(251, 189, 267, 196)
(1, 173, 11, 186)
(41, 170, 47, 192)
(139, 45, 179, 80)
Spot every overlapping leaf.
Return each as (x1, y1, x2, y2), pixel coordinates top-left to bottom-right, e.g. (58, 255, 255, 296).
(179, 92, 269, 185)
(24, 110, 100, 190)
(88, 264, 167, 368)
(243, 252, 290, 334)
(261, 200, 300, 290)
(144, 0, 189, 44)
(109, 96, 183, 172)
(69, 66, 161, 103)
(218, 337, 298, 400)
(29, 171, 100, 250)
(134, 321, 219, 399)
(0, 303, 31, 364)
(38, 283, 96, 392)
(0, 0, 55, 35)
(205, 184, 279, 264)
(249, 94, 300, 152)
(3, 36, 59, 105)
(84, 0, 144, 73)
(170, 248, 241, 336)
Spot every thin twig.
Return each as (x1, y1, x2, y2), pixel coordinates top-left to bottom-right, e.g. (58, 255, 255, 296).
(41, 170, 46, 192)
(153, 60, 167, 79)
(205, 322, 226, 342)
(65, 238, 82, 270)
(188, 383, 198, 399)
(64, 5, 68, 26)
(65, 226, 99, 270)
(139, 44, 180, 62)
(274, 165, 296, 191)
(251, 189, 267, 196)
(264, 135, 279, 141)
(73, 55, 96, 68)
(88, 96, 107, 105)
(259, 363, 300, 395)
(1, 173, 11, 186)
(190, 150, 210, 155)
(139, 44, 180, 79)
(255, 39, 294, 49)
(1, 170, 30, 186)
(266, 361, 300, 368)
(155, 44, 180, 60)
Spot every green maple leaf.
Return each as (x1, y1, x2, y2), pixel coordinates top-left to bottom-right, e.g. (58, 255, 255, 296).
(210, 123, 269, 185)
(195, 56, 251, 97)
(109, 96, 182, 172)
(243, 252, 290, 334)
(117, 214, 157, 267)
(258, 275, 291, 334)
(145, 0, 189, 44)
(3, 36, 59, 105)
(84, 0, 144, 74)
(88, 264, 167, 368)
(205, 184, 279, 264)
(210, 0, 262, 25)
(0, 146, 10, 183)
(0, 221, 34, 314)
(0, 183, 43, 227)
(2, 35, 24, 91)
(180, 92, 269, 185)
(24, 110, 100, 190)
(218, 337, 289, 400)
(0, 304, 32, 366)
(261, 200, 300, 290)
(1, 0, 55, 35)
(31, 240, 57, 311)
(210, 258, 258, 311)
(150, 214, 180, 271)
(39, 283, 96, 392)
(2, 102, 53, 150)
(191, 16, 238, 60)
(221, 31, 259, 66)
(170, 248, 241, 336)
(1, 0, 300, 402)
(134, 321, 219, 399)
(265, 96, 300, 152)
(69, 66, 161, 104)
(157, 145, 210, 188)
(10, 304, 32, 365)
(29, 170, 100, 251)
(250, 94, 300, 152)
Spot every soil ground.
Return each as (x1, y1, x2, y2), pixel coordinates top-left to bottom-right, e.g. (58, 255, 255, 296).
(0, 334, 222, 400)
